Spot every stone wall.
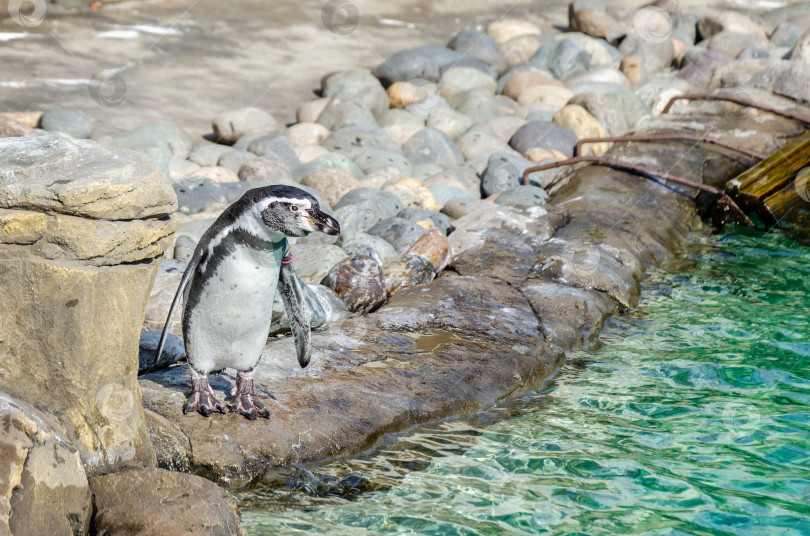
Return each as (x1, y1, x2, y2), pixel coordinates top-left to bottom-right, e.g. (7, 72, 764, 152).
(0, 136, 178, 474)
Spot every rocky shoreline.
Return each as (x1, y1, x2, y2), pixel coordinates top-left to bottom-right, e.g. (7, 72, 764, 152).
(2, 0, 810, 533)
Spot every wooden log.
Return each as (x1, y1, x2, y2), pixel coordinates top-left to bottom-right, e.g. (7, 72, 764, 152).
(726, 131, 810, 226)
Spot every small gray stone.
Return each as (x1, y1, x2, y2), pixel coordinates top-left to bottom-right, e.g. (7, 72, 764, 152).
(456, 129, 515, 162)
(373, 49, 440, 88)
(429, 184, 476, 206)
(321, 127, 401, 160)
(452, 88, 515, 124)
(368, 217, 428, 254)
(568, 92, 628, 136)
(138, 331, 184, 373)
(409, 164, 442, 181)
(494, 184, 548, 206)
(770, 21, 808, 48)
(212, 107, 278, 144)
(293, 162, 328, 182)
(238, 157, 295, 184)
(708, 30, 772, 59)
(677, 48, 733, 89)
(40, 108, 93, 138)
(334, 187, 403, 218)
(114, 124, 193, 156)
(217, 150, 257, 173)
(602, 90, 652, 130)
(313, 151, 366, 180)
(247, 134, 300, 169)
(323, 69, 389, 118)
(189, 142, 234, 167)
(509, 121, 579, 157)
(288, 244, 348, 284)
(672, 13, 700, 45)
(447, 28, 506, 74)
(438, 56, 499, 78)
(427, 107, 474, 140)
(738, 46, 771, 60)
(568, 0, 626, 43)
(317, 96, 378, 130)
(791, 28, 810, 61)
(481, 152, 535, 197)
(402, 128, 465, 167)
(232, 132, 268, 151)
(398, 207, 454, 234)
(439, 67, 498, 94)
(414, 44, 465, 67)
(355, 149, 413, 176)
(530, 38, 591, 80)
(173, 178, 250, 215)
(377, 108, 425, 128)
(338, 230, 399, 264)
(618, 33, 676, 76)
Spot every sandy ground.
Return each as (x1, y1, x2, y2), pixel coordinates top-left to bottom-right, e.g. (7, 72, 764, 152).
(0, 0, 799, 139)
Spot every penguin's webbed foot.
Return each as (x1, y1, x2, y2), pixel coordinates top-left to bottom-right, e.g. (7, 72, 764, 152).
(183, 377, 225, 417)
(227, 376, 270, 421)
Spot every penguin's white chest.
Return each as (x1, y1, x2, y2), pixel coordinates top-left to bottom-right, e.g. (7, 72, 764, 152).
(185, 245, 282, 372)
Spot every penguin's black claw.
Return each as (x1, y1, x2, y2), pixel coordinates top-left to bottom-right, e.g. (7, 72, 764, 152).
(227, 376, 270, 420)
(184, 377, 225, 417)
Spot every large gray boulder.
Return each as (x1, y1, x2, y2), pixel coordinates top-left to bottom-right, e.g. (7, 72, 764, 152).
(0, 136, 177, 474)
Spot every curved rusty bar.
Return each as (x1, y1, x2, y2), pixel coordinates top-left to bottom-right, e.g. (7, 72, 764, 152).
(522, 155, 754, 227)
(574, 134, 767, 160)
(661, 93, 810, 125)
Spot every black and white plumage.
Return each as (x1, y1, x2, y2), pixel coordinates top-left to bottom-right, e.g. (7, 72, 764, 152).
(152, 185, 340, 419)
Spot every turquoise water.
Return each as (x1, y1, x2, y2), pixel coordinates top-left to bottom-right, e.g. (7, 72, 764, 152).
(237, 229, 810, 535)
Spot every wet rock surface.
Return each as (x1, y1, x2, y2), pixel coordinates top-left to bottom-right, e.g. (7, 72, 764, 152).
(5, 0, 810, 516)
(90, 467, 243, 536)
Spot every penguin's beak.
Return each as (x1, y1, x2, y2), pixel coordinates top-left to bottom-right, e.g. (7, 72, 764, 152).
(306, 208, 340, 236)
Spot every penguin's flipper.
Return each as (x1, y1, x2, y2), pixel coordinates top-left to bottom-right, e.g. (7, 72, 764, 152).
(145, 249, 203, 375)
(277, 247, 312, 368)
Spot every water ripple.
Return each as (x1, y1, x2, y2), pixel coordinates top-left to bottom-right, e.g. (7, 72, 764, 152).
(238, 231, 810, 535)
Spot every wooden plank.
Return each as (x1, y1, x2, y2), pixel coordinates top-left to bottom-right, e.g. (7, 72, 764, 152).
(760, 167, 810, 233)
(726, 131, 810, 211)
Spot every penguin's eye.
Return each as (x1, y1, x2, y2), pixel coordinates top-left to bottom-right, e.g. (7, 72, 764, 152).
(290, 205, 298, 212)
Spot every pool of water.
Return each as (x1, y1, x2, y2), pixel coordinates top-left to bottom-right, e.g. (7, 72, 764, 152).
(236, 228, 810, 535)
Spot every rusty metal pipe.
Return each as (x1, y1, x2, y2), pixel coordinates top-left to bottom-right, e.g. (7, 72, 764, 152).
(662, 93, 810, 125)
(574, 134, 767, 160)
(522, 155, 754, 227)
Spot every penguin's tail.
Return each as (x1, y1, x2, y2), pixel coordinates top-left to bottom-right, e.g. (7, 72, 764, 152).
(143, 255, 198, 375)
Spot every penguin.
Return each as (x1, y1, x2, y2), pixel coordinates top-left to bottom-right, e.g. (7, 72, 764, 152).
(152, 185, 340, 420)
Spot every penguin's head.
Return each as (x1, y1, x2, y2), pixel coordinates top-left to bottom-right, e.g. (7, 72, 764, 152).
(257, 186, 341, 238)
